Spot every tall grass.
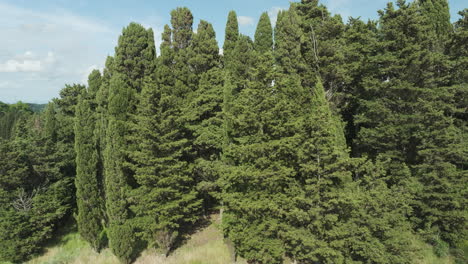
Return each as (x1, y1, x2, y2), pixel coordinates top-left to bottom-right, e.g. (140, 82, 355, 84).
(26, 215, 246, 264)
(23, 215, 462, 264)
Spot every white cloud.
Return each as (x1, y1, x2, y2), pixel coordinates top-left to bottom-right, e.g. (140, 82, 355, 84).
(0, 3, 111, 34)
(219, 48, 224, 55)
(80, 65, 103, 84)
(0, 59, 42, 73)
(238, 16, 255, 26)
(0, 2, 115, 103)
(0, 51, 56, 73)
(268, 7, 287, 27)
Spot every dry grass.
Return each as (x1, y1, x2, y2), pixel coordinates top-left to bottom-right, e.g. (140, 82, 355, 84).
(24, 215, 462, 264)
(27, 214, 247, 264)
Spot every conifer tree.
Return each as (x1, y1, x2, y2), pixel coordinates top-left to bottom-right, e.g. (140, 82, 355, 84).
(223, 11, 239, 62)
(95, 56, 114, 203)
(74, 73, 105, 251)
(104, 23, 156, 262)
(419, 0, 452, 46)
(187, 20, 223, 210)
(114, 23, 156, 93)
(254, 12, 273, 54)
(355, 0, 465, 251)
(221, 26, 288, 263)
(105, 73, 135, 263)
(294, 0, 347, 107)
(130, 9, 201, 254)
(450, 9, 468, 84)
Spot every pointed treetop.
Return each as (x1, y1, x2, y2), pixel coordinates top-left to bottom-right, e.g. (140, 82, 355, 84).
(190, 20, 219, 74)
(114, 22, 156, 91)
(171, 7, 194, 50)
(254, 12, 273, 53)
(223, 10, 239, 58)
(87, 69, 102, 99)
(419, 0, 452, 40)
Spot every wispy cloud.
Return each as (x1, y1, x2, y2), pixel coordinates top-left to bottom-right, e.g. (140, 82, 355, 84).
(0, 2, 115, 103)
(238, 16, 255, 26)
(0, 51, 55, 73)
(0, 3, 111, 34)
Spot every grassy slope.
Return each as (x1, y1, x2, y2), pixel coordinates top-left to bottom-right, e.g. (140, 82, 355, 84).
(21, 214, 457, 264)
(26, 215, 247, 264)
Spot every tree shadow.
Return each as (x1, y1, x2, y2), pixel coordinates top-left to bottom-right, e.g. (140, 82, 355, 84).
(168, 209, 216, 256)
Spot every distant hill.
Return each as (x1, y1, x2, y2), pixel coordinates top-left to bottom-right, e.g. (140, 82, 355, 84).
(0, 101, 45, 139)
(28, 103, 47, 113)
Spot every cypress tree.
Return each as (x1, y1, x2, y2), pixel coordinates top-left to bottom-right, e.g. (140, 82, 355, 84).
(114, 23, 156, 93)
(450, 9, 468, 84)
(104, 23, 156, 262)
(294, 0, 347, 107)
(223, 11, 239, 61)
(131, 9, 201, 254)
(187, 20, 223, 211)
(419, 0, 452, 47)
(105, 73, 135, 263)
(355, 1, 465, 252)
(74, 96, 103, 250)
(74, 72, 105, 251)
(254, 12, 273, 54)
(221, 27, 288, 263)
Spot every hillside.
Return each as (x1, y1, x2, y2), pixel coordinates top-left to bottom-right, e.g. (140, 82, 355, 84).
(0, 1, 466, 263)
(16, 214, 459, 264)
(25, 215, 248, 264)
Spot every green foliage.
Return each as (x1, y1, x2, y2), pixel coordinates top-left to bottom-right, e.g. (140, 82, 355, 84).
(74, 76, 106, 251)
(2, 3, 467, 263)
(254, 12, 273, 54)
(223, 11, 239, 62)
(419, 0, 452, 47)
(0, 101, 33, 139)
(449, 9, 468, 84)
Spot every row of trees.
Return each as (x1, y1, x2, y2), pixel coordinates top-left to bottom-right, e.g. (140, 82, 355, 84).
(0, 0, 466, 263)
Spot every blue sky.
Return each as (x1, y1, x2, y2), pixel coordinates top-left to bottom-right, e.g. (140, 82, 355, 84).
(0, 0, 466, 103)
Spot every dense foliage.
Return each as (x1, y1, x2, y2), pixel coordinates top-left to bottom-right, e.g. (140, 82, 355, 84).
(0, 0, 466, 263)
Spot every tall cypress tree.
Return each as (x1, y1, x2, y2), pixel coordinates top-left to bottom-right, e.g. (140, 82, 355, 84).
(419, 0, 452, 47)
(254, 12, 273, 54)
(354, 1, 465, 251)
(221, 25, 288, 262)
(132, 8, 201, 254)
(105, 73, 135, 263)
(294, 0, 347, 107)
(187, 20, 223, 211)
(74, 84, 105, 251)
(223, 11, 239, 62)
(104, 23, 156, 262)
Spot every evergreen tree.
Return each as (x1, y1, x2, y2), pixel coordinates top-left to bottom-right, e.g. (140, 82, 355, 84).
(187, 20, 223, 210)
(223, 11, 239, 62)
(130, 9, 201, 254)
(341, 18, 379, 150)
(419, 0, 452, 47)
(294, 0, 347, 108)
(254, 12, 273, 54)
(74, 73, 105, 251)
(355, 0, 465, 253)
(114, 23, 156, 94)
(222, 26, 289, 263)
(105, 73, 135, 263)
(449, 9, 468, 84)
(104, 23, 156, 262)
